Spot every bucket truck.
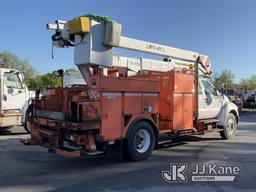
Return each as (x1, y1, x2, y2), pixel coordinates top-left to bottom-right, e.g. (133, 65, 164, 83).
(22, 15, 239, 161)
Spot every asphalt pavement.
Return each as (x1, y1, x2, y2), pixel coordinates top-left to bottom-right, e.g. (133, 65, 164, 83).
(0, 112, 256, 192)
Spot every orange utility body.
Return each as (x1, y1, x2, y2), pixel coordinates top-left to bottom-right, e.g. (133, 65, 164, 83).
(24, 15, 224, 160)
(27, 67, 200, 157)
(22, 16, 239, 160)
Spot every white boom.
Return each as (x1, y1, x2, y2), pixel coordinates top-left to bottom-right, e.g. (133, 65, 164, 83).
(112, 56, 188, 73)
(114, 36, 198, 62)
(47, 17, 211, 82)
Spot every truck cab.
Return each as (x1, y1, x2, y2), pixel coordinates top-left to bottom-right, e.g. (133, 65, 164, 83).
(0, 68, 34, 132)
(198, 78, 223, 119)
(198, 78, 239, 135)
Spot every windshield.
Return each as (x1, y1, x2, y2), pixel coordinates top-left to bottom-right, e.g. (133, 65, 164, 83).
(3, 72, 22, 89)
(202, 80, 217, 96)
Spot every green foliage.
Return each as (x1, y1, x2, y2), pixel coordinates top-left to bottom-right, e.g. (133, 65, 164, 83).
(0, 50, 37, 87)
(83, 14, 114, 23)
(240, 74, 256, 90)
(212, 70, 234, 89)
(27, 73, 62, 89)
(40, 73, 61, 88)
(65, 68, 78, 72)
(27, 76, 42, 89)
(0, 50, 62, 89)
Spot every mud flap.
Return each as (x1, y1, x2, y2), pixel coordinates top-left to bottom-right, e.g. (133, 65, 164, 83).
(49, 147, 81, 158)
(105, 139, 124, 161)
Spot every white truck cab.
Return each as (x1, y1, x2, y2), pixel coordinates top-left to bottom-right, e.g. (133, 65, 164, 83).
(0, 68, 34, 132)
(198, 78, 223, 119)
(198, 77, 239, 138)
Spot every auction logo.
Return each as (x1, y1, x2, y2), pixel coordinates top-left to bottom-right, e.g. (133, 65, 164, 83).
(162, 163, 188, 182)
(162, 162, 240, 182)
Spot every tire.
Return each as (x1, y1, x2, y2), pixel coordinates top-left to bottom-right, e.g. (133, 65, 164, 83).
(24, 106, 33, 134)
(0, 128, 6, 134)
(220, 113, 237, 139)
(126, 121, 156, 161)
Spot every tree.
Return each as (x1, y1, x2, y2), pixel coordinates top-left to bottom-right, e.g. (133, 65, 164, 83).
(26, 73, 62, 89)
(65, 68, 78, 72)
(240, 74, 256, 90)
(0, 50, 37, 88)
(0, 51, 74, 89)
(212, 70, 234, 89)
(27, 76, 42, 89)
(39, 73, 62, 88)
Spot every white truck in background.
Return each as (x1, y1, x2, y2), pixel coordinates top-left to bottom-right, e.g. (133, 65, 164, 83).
(0, 68, 34, 133)
(63, 71, 86, 87)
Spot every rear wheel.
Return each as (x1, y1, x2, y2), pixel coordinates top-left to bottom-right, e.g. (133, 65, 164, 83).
(126, 121, 155, 161)
(220, 113, 237, 139)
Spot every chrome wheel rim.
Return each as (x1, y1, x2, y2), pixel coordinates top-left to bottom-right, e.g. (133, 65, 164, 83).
(226, 118, 235, 136)
(134, 129, 151, 153)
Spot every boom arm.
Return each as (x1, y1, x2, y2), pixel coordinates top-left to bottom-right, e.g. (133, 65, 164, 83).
(47, 16, 212, 82)
(104, 22, 198, 62)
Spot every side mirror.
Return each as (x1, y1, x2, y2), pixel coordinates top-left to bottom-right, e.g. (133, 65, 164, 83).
(220, 83, 225, 89)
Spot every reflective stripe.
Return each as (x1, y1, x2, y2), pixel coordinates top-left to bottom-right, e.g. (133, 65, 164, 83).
(102, 92, 158, 97)
(88, 90, 100, 100)
(125, 93, 142, 96)
(91, 91, 97, 100)
(174, 93, 193, 96)
(143, 93, 158, 97)
(199, 108, 221, 111)
(102, 92, 121, 97)
(184, 93, 193, 96)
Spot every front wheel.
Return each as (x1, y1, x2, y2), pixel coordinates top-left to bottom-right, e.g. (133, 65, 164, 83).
(220, 113, 237, 139)
(0, 128, 7, 134)
(24, 106, 33, 134)
(126, 121, 155, 161)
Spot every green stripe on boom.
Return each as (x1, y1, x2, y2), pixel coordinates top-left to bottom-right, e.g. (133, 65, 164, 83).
(83, 14, 114, 23)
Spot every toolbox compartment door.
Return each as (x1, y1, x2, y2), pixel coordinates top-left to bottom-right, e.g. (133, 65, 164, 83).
(101, 92, 122, 140)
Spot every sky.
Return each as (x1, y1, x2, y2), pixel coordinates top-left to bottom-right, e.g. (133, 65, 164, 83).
(0, 0, 255, 82)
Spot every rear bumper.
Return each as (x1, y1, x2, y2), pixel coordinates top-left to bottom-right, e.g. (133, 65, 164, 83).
(35, 117, 100, 131)
(20, 138, 81, 158)
(24, 116, 100, 157)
